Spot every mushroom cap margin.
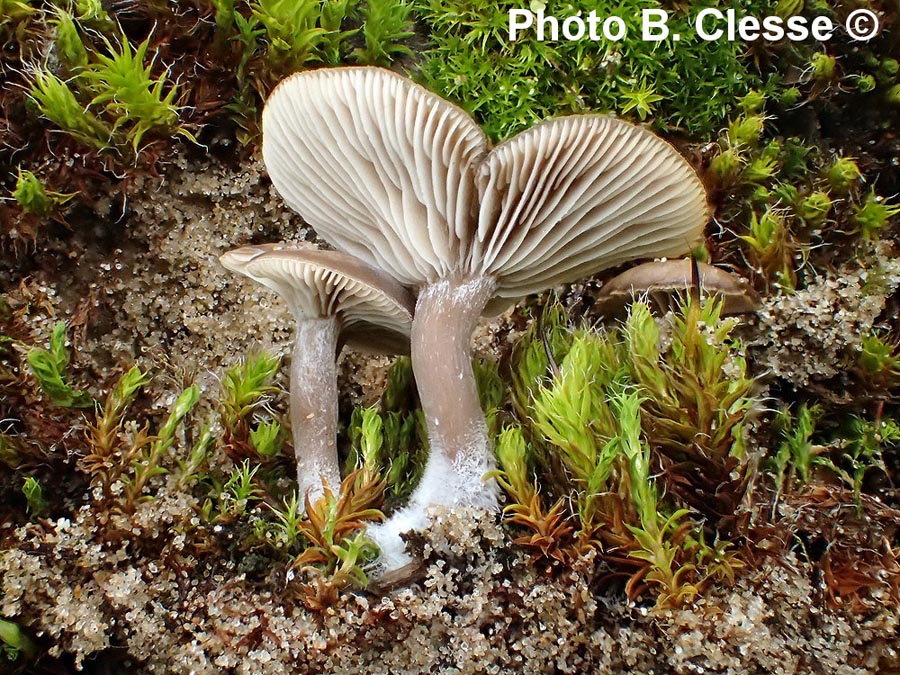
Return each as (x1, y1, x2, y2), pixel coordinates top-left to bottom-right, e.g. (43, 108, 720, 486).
(595, 258, 761, 316)
(220, 243, 416, 350)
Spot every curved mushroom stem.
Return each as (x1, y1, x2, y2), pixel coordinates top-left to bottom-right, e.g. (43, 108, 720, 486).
(409, 276, 500, 508)
(291, 317, 342, 504)
(368, 276, 499, 572)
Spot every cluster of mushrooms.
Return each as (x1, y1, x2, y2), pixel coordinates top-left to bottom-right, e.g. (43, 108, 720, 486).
(220, 66, 729, 573)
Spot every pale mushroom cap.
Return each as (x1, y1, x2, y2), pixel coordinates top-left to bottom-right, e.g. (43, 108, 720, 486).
(220, 243, 415, 344)
(263, 67, 708, 297)
(596, 259, 761, 315)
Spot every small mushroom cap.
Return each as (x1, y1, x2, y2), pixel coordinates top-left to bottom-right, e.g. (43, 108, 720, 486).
(263, 67, 708, 301)
(220, 243, 415, 353)
(595, 259, 761, 316)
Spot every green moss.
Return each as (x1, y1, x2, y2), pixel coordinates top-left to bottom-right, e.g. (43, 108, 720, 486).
(774, 405, 898, 507)
(500, 296, 756, 606)
(249, 0, 329, 73)
(26, 321, 93, 408)
(13, 169, 75, 217)
(797, 190, 831, 226)
(345, 357, 429, 502)
(743, 154, 779, 184)
(218, 0, 416, 118)
(352, 0, 414, 66)
(0, 0, 33, 25)
(618, 80, 664, 121)
(709, 147, 744, 186)
(415, 0, 779, 140)
(728, 114, 765, 148)
(826, 156, 862, 194)
(772, 403, 822, 486)
(810, 52, 836, 81)
(778, 86, 801, 107)
(28, 69, 111, 151)
(832, 417, 899, 504)
(859, 332, 900, 379)
(708, 105, 884, 292)
(73, 0, 115, 31)
(28, 13, 196, 158)
(217, 460, 265, 519)
(880, 57, 899, 79)
(854, 74, 876, 94)
(219, 353, 281, 435)
(21, 476, 48, 517)
(852, 191, 900, 241)
(120, 384, 200, 509)
(80, 36, 195, 152)
(0, 618, 36, 663)
(885, 84, 900, 106)
(737, 89, 766, 114)
(50, 6, 88, 70)
(250, 420, 284, 458)
(740, 208, 795, 289)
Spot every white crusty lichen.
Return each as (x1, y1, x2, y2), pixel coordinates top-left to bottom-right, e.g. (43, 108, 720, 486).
(747, 250, 900, 387)
(367, 439, 499, 571)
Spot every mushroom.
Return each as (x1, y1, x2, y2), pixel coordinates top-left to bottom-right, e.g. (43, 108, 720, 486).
(595, 259, 762, 317)
(220, 243, 415, 503)
(261, 67, 709, 568)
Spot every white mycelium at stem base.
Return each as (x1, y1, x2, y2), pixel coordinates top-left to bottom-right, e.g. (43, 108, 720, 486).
(290, 318, 341, 503)
(368, 277, 499, 568)
(411, 276, 498, 496)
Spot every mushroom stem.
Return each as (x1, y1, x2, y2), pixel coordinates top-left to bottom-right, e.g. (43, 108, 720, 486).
(290, 317, 341, 502)
(409, 275, 499, 509)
